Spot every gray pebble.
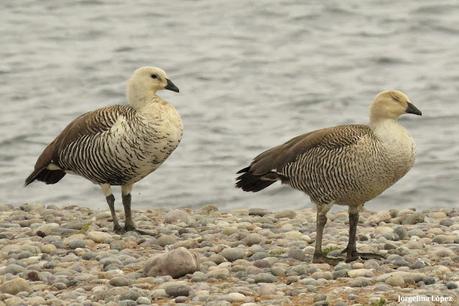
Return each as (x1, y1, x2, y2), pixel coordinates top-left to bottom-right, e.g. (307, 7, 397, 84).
(136, 296, 151, 304)
(249, 208, 270, 216)
(334, 263, 351, 270)
(333, 269, 349, 279)
(208, 254, 226, 264)
(423, 276, 436, 285)
(288, 248, 306, 261)
(156, 234, 177, 247)
(250, 251, 268, 260)
(407, 228, 425, 237)
(0, 277, 30, 294)
(402, 212, 425, 225)
(254, 272, 277, 283)
(165, 284, 190, 297)
(175, 296, 188, 303)
(253, 259, 271, 268)
(243, 233, 263, 246)
(119, 289, 141, 301)
(54, 282, 66, 290)
(410, 259, 427, 269)
(220, 247, 245, 262)
(274, 210, 296, 219)
(110, 240, 124, 250)
(191, 271, 207, 282)
(350, 277, 372, 287)
(432, 235, 455, 244)
(440, 219, 454, 227)
(4, 264, 26, 275)
(109, 276, 130, 287)
(118, 300, 137, 306)
(311, 272, 333, 280)
(393, 226, 408, 240)
(387, 255, 410, 267)
(446, 282, 458, 289)
(271, 266, 286, 276)
(286, 275, 299, 284)
(68, 239, 86, 249)
(384, 242, 397, 250)
(82, 251, 96, 260)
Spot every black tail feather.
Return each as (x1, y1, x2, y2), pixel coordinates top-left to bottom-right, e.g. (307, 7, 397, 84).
(235, 166, 278, 192)
(25, 168, 66, 186)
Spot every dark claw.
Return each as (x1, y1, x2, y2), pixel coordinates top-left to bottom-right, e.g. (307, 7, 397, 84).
(312, 253, 344, 265)
(113, 224, 125, 234)
(346, 252, 386, 262)
(123, 224, 156, 236)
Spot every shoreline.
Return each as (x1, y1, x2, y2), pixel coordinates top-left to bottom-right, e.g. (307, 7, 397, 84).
(0, 203, 457, 305)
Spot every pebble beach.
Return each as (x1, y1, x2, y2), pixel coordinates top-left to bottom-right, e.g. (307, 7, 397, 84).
(0, 203, 457, 306)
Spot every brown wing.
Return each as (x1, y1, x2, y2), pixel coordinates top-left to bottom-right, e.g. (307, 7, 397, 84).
(25, 105, 135, 185)
(236, 124, 372, 192)
(250, 125, 371, 175)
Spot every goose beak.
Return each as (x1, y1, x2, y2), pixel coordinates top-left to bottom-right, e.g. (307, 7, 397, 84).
(406, 102, 422, 116)
(165, 78, 179, 93)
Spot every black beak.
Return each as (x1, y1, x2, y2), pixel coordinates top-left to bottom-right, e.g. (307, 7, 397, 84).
(165, 78, 179, 93)
(406, 102, 422, 116)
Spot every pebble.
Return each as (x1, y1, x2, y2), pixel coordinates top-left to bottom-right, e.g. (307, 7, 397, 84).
(165, 284, 191, 297)
(288, 247, 306, 261)
(274, 210, 296, 219)
(311, 272, 333, 280)
(347, 269, 374, 278)
(156, 234, 177, 246)
(68, 239, 86, 249)
(136, 296, 151, 304)
(87, 231, 113, 243)
(151, 288, 168, 299)
(0, 277, 30, 295)
(109, 276, 130, 286)
(224, 292, 247, 302)
(249, 208, 270, 216)
(243, 233, 264, 246)
(208, 267, 230, 279)
(439, 219, 454, 227)
(432, 235, 455, 244)
(385, 274, 405, 287)
(4, 264, 26, 275)
(164, 209, 191, 224)
(221, 247, 245, 261)
(350, 277, 372, 287)
(258, 283, 277, 296)
(401, 212, 425, 225)
(143, 247, 199, 278)
(254, 273, 277, 283)
(446, 282, 458, 289)
(119, 300, 136, 306)
(35, 223, 60, 236)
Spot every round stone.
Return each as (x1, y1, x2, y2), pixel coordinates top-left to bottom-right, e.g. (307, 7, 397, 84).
(254, 273, 277, 283)
(385, 274, 405, 287)
(221, 247, 245, 262)
(446, 282, 458, 289)
(109, 277, 130, 287)
(165, 284, 190, 297)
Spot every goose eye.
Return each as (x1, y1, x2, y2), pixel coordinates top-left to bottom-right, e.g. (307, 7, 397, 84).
(391, 95, 401, 102)
(151, 74, 158, 79)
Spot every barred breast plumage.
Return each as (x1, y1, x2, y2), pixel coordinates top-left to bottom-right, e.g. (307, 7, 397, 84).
(236, 90, 422, 264)
(55, 103, 182, 186)
(25, 66, 182, 234)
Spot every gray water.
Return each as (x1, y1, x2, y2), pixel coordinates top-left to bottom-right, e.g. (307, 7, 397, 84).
(1, 0, 458, 211)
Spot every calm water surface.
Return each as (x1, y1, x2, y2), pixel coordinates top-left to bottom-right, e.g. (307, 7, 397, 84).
(1, 0, 458, 211)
